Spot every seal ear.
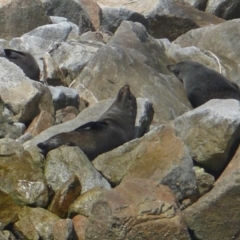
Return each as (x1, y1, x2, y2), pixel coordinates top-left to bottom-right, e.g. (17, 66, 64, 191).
(74, 121, 108, 131)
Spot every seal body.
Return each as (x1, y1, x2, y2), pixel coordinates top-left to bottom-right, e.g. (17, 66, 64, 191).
(37, 85, 137, 160)
(167, 60, 240, 108)
(0, 49, 40, 81)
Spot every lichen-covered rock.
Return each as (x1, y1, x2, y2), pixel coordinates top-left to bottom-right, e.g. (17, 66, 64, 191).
(0, 139, 49, 207)
(13, 207, 60, 240)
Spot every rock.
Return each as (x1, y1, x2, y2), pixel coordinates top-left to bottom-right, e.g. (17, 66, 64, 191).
(93, 125, 197, 201)
(100, 6, 148, 34)
(42, 52, 67, 86)
(183, 0, 208, 11)
(0, 230, 16, 240)
(13, 207, 60, 240)
(134, 98, 154, 138)
(147, 0, 224, 41)
(44, 0, 101, 32)
(52, 219, 78, 240)
(48, 86, 79, 111)
(172, 99, 240, 171)
(48, 175, 81, 218)
(0, 0, 51, 40)
(194, 167, 215, 197)
(183, 144, 240, 239)
(0, 190, 22, 230)
(0, 59, 54, 124)
(72, 215, 88, 240)
(71, 21, 191, 126)
(70, 178, 190, 240)
(51, 40, 100, 84)
(206, 0, 240, 20)
(44, 146, 111, 193)
(55, 106, 80, 124)
(9, 21, 73, 72)
(68, 188, 104, 218)
(25, 110, 55, 136)
(173, 19, 240, 85)
(0, 139, 49, 207)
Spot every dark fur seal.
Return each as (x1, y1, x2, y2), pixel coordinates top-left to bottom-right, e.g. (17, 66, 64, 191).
(167, 60, 240, 108)
(0, 49, 40, 81)
(37, 85, 137, 160)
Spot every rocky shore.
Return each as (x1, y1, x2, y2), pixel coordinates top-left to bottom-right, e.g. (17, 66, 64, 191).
(1, 0, 240, 239)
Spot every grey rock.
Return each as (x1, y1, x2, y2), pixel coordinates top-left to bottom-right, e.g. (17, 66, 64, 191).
(51, 40, 100, 84)
(44, 146, 111, 193)
(0, 0, 51, 40)
(206, 0, 240, 20)
(52, 219, 77, 240)
(194, 167, 215, 196)
(172, 99, 240, 171)
(0, 58, 53, 124)
(0, 230, 16, 240)
(48, 86, 79, 111)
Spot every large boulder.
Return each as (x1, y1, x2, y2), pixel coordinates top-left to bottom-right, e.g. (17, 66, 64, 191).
(70, 178, 191, 240)
(183, 144, 240, 239)
(0, 0, 51, 40)
(71, 20, 191, 126)
(93, 125, 197, 201)
(172, 99, 240, 171)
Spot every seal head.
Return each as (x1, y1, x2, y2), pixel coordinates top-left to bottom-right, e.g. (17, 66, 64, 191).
(0, 49, 40, 81)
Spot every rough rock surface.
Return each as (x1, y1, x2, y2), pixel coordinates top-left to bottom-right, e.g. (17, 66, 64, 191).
(93, 125, 197, 201)
(183, 145, 240, 239)
(0, 0, 51, 40)
(44, 146, 111, 193)
(71, 178, 190, 240)
(172, 99, 240, 171)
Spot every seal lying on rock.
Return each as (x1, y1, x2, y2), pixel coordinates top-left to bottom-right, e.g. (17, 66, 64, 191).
(167, 60, 240, 108)
(37, 85, 137, 160)
(0, 49, 40, 81)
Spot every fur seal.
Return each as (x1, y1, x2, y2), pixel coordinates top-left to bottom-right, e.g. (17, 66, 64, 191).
(0, 49, 40, 81)
(37, 84, 137, 160)
(167, 60, 240, 108)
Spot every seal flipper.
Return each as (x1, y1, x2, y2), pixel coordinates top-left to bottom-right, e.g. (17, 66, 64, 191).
(74, 121, 108, 131)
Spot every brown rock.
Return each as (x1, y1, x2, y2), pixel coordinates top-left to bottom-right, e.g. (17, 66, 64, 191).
(183, 145, 240, 239)
(83, 178, 190, 240)
(55, 106, 80, 125)
(25, 110, 54, 136)
(0, 0, 51, 40)
(48, 175, 81, 218)
(147, 0, 224, 41)
(72, 215, 88, 240)
(0, 190, 22, 230)
(94, 125, 197, 201)
(52, 218, 78, 240)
